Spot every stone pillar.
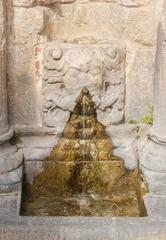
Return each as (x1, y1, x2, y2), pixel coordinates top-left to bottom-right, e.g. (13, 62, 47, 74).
(140, 1, 166, 193)
(0, 0, 23, 191)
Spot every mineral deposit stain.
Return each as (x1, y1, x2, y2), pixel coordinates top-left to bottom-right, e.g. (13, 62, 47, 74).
(21, 87, 148, 217)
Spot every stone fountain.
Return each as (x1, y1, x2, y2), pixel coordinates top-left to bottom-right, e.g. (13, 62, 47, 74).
(21, 87, 147, 217)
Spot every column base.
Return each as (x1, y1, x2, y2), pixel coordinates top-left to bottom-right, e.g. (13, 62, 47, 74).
(0, 128, 13, 143)
(140, 135, 166, 193)
(0, 143, 23, 191)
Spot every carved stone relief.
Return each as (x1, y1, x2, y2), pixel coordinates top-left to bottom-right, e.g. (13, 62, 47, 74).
(42, 42, 125, 133)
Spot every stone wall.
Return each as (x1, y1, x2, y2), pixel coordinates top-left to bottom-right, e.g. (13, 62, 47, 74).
(2, 0, 163, 184)
(7, 0, 164, 133)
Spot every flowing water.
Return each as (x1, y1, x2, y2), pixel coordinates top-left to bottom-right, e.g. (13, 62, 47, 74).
(21, 88, 148, 217)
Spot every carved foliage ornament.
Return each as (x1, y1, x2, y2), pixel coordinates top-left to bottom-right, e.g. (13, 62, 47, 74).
(42, 42, 125, 132)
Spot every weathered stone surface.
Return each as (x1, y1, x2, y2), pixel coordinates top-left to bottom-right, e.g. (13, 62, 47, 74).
(20, 136, 59, 161)
(0, 0, 9, 136)
(0, 144, 22, 174)
(13, 0, 35, 7)
(7, 0, 164, 132)
(23, 148, 52, 161)
(13, 0, 76, 7)
(1, 0, 166, 237)
(125, 48, 154, 121)
(0, 165, 23, 185)
(0, 193, 20, 217)
(112, 137, 137, 170)
(139, 1, 166, 194)
(144, 193, 166, 218)
(1, 217, 166, 240)
(106, 124, 138, 169)
(19, 135, 59, 148)
(8, 6, 48, 128)
(140, 139, 166, 173)
(24, 161, 44, 184)
(152, 0, 166, 138)
(141, 167, 166, 193)
(120, 0, 150, 7)
(110, 6, 157, 46)
(42, 42, 125, 131)
(0, 0, 24, 189)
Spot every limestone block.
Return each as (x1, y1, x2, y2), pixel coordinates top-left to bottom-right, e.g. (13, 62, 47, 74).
(0, 145, 23, 174)
(0, 225, 165, 240)
(50, 2, 121, 42)
(0, 129, 13, 143)
(112, 137, 137, 170)
(110, 5, 157, 45)
(120, 0, 150, 7)
(13, 7, 45, 44)
(20, 136, 59, 162)
(125, 48, 154, 121)
(139, 139, 166, 173)
(0, 165, 23, 185)
(139, 137, 166, 192)
(13, 0, 64, 7)
(152, 1, 166, 136)
(0, 192, 21, 217)
(144, 193, 166, 218)
(19, 135, 59, 148)
(13, 0, 35, 7)
(8, 6, 47, 128)
(141, 166, 166, 193)
(23, 148, 52, 161)
(42, 42, 125, 131)
(106, 124, 138, 169)
(0, 0, 9, 136)
(37, 0, 76, 5)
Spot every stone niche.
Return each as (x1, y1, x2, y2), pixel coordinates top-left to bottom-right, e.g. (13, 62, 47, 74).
(42, 42, 125, 133)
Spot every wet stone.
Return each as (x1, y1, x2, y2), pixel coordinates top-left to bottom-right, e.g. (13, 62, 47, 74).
(21, 88, 148, 217)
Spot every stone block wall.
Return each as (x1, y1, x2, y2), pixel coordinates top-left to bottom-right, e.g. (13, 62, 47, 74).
(0, 0, 165, 192)
(7, 0, 164, 133)
(1, 0, 162, 187)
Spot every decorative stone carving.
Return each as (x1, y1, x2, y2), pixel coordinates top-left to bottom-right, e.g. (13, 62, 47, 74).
(42, 42, 125, 132)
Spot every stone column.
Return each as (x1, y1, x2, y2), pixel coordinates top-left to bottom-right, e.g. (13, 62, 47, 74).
(140, 1, 166, 193)
(0, 0, 23, 191)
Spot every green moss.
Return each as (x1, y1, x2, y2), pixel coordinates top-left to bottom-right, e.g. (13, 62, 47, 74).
(9, 132, 22, 145)
(143, 115, 153, 125)
(128, 119, 138, 124)
(21, 88, 148, 217)
(142, 106, 153, 125)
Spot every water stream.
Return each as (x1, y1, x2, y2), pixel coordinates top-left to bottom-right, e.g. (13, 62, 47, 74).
(21, 87, 148, 217)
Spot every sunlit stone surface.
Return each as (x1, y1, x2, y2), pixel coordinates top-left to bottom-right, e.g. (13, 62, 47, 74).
(0, 0, 166, 239)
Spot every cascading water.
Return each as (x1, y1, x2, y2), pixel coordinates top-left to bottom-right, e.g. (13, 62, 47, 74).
(21, 87, 147, 216)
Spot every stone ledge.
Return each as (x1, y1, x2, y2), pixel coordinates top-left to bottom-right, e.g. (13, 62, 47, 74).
(0, 217, 166, 240)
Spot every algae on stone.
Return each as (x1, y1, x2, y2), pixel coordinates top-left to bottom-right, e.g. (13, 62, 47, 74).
(21, 87, 147, 217)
